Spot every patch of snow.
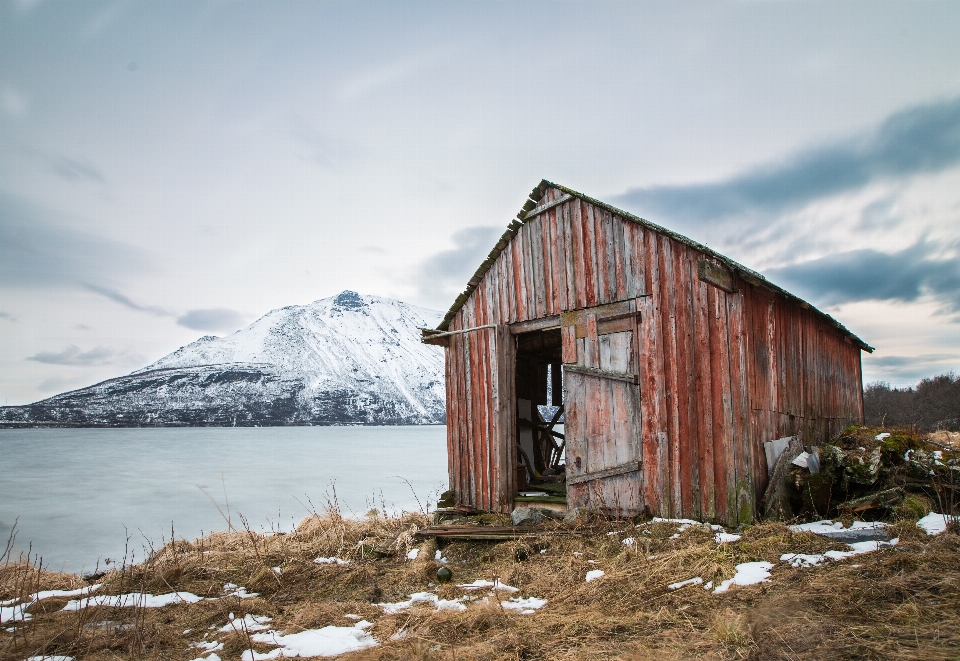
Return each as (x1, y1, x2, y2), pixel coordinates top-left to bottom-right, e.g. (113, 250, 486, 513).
(244, 620, 377, 659)
(789, 520, 887, 535)
(25, 657, 75, 661)
(456, 579, 519, 592)
(223, 584, 258, 598)
(314, 557, 350, 566)
(702, 581, 713, 590)
(780, 538, 898, 566)
(875, 433, 890, 441)
(219, 614, 273, 633)
(622, 537, 636, 547)
(191, 640, 225, 652)
(62, 592, 204, 610)
(780, 553, 828, 568)
(715, 532, 741, 544)
(824, 538, 898, 560)
(585, 570, 605, 582)
(434, 550, 448, 563)
(406, 548, 419, 561)
(713, 562, 773, 594)
(2, 584, 103, 624)
(378, 592, 467, 614)
(344, 614, 362, 620)
(1, 603, 30, 624)
(917, 512, 953, 536)
(668, 577, 703, 590)
(501, 596, 547, 614)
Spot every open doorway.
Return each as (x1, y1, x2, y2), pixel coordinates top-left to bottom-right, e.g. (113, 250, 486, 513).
(513, 328, 566, 509)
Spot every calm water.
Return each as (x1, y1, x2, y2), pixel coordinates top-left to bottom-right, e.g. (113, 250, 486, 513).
(0, 426, 447, 573)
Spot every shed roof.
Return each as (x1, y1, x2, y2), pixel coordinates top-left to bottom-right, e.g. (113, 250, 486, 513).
(434, 180, 872, 352)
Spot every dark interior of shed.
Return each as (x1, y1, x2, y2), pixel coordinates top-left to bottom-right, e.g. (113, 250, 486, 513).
(513, 329, 567, 503)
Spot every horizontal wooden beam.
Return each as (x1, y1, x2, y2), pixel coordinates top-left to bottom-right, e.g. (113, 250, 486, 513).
(420, 324, 497, 345)
(509, 315, 561, 334)
(566, 460, 643, 486)
(520, 194, 572, 221)
(563, 364, 639, 384)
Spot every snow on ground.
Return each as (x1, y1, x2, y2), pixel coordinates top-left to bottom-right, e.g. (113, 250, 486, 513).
(585, 570, 605, 582)
(2, 584, 102, 624)
(62, 592, 204, 611)
(713, 562, 773, 594)
(500, 596, 548, 614)
(187, 655, 220, 661)
(788, 520, 887, 534)
(242, 621, 378, 660)
(219, 614, 273, 633)
(715, 532, 741, 544)
(781, 538, 899, 566)
(190, 640, 225, 653)
(378, 592, 467, 615)
(457, 579, 518, 592)
(223, 583, 258, 598)
(668, 577, 704, 590)
(649, 518, 724, 532)
(313, 557, 350, 566)
(24, 656, 75, 661)
(917, 512, 955, 535)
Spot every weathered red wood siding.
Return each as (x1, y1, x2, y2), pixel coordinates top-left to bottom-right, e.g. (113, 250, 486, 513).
(444, 186, 865, 522)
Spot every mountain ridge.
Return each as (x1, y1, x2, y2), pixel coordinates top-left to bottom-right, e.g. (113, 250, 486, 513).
(0, 291, 446, 427)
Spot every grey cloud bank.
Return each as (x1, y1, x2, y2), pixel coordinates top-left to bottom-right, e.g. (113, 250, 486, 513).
(28, 345, 117, 366)
(0, 194, 151, 290)
(767, 241, 960, 315)
(177, 308, 247, 332)
(613, 96, 960, 225)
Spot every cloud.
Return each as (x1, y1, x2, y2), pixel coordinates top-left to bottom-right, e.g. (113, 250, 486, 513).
(48, 155, 106, 184)
(411, 225, 503, 308)
(177, 308, 247, 332)
(0, 311, 15, 322)
(0, 192, 153, 288)
(613, 96, 960, 225)
(868, 353, 959, 369)
(82, 283, 172, 316)
(28, 345, 116, 366)
(765, 240, 960, 314)
(38, 374, 89, 394)
(863, 353, 960, 388)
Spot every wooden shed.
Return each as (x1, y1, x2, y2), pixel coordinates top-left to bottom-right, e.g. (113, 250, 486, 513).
(422, 181, 872, 526)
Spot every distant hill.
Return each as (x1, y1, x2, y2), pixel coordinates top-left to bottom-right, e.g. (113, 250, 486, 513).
(0, 291, 445, 427)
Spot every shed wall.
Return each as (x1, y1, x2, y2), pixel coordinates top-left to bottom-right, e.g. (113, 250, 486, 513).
(445, 187, 864, 522)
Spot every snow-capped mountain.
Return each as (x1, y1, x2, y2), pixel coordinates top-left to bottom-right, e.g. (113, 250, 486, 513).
(0, 292, 446, 427)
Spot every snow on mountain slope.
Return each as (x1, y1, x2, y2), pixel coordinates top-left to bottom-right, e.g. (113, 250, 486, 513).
(137, 290, 446, 423)
(0, 292, 446, 427)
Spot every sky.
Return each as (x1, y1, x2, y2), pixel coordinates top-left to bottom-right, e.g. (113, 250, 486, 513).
(1, 0, 959, 405)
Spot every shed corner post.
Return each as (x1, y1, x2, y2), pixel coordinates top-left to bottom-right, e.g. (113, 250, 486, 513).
(494, 324, 517, 513)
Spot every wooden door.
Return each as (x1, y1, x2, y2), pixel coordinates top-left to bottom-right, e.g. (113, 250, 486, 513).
(562, 299, 643, 515)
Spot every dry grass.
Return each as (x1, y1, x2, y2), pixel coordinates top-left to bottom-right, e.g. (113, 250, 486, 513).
(2, 508, 958, 661)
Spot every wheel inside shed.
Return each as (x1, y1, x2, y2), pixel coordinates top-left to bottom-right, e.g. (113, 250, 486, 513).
(513, 328, 567, 509)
